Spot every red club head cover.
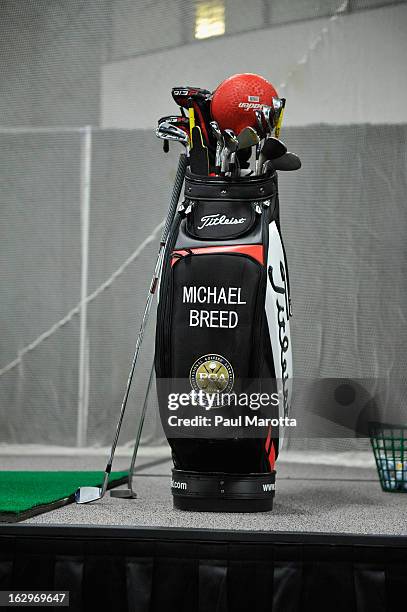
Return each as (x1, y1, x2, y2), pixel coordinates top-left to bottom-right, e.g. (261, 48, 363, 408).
(211, 73, 278, 134)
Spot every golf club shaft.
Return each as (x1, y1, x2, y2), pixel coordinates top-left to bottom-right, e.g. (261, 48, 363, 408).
(100, 153, 187, 496)
(126, 359, 156, 492)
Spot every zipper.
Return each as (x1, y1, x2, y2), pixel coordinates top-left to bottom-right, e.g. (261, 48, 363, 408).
(250, 208, 269, 376)
(184, 199, 262, 241)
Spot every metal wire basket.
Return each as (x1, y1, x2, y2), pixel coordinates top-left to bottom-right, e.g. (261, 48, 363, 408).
(369, 422, 407, 492)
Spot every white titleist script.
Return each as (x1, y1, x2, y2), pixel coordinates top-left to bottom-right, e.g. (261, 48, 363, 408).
(197, 214, 246, 230)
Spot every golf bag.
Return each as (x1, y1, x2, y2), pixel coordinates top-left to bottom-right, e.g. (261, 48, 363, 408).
(155, 170, 293, 512)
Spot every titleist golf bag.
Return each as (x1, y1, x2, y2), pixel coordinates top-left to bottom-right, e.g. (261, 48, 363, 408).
(155, 170, 293, 512)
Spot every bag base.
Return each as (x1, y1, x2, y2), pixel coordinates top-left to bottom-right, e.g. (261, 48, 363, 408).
(171, 469, 275, 513)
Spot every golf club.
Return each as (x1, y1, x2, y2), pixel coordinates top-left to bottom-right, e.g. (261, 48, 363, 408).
(210, 120, 224, 174)
(257, 136, 288, 173)
(273, 97, 286, 139)
(254, 109, 265, 174)
(222, 129, 239, 176)
(110, 361, 156, 499)
(263, 151, 301, 172)
(226, 129, 239, 176)
(262, 105, 275, 135)
(74, 153, 187, 504)
(190, 125, 209, 175)
(156, 122, 189, 146)
(260, 137, 287, 160)
(172, 86, 212, 145)
(237, 126, 260, 150)
(156, 122, 189, 158)
(158, 115, 190, 132)
(254, 109, 265, 137)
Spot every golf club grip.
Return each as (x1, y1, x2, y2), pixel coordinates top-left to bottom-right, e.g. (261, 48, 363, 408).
(161, 153, 187, 244)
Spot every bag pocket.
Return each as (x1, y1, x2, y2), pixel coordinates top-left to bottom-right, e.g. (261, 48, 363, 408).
(157, 246, 266, 381)
(185, 200, 258, 241)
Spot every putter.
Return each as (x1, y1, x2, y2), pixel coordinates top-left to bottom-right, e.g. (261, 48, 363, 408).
(75, 153, 187, 505)
(110, 361, 155, 499)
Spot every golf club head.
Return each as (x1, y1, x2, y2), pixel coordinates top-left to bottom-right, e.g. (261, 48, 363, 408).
(172, 87, 213, 146)
(272, 97, 285, 116)
(254, 109, 265, 138)
(224, 129, 239, 152)
(237, 126, 260, 150)
(158, 115, 190, 130)
(210, 121, 224, 172)
(223, 130, 239, 176)
(171, 86, 211, 108)
(262, 105, 274, 135)
(110, 488, 137, 499)
(269, 152, 301, 171)
(272, 97, 286, 138)
(74, 486, 102, 504)
(261, 136, 287, 161)
(210, 120, 223, 143)
(156, 123, 189, 146)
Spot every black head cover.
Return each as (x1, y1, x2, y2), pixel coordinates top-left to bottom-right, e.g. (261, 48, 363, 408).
(190, 126, 209, 176)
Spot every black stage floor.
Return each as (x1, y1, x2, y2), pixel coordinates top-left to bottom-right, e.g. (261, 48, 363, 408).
(1, 523, 406, 612)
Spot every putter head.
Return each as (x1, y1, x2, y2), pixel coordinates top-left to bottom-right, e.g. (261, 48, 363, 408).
(74, 486, 102, 504)
(110, 488, 137, 499)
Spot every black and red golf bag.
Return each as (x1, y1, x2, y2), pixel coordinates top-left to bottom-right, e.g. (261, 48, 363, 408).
(155, 170, 293, 512)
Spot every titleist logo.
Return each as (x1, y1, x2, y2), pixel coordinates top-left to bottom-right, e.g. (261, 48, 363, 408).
(197, 214, 246, 230)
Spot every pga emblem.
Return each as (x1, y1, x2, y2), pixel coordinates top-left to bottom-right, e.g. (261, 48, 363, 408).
(189, 354, 234, 395)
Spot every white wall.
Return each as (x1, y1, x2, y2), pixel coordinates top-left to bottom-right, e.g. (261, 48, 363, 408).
(101, 3, 407, 128)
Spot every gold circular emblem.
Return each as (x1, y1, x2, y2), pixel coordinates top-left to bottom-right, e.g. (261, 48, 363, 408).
(189, 354, 234, 394)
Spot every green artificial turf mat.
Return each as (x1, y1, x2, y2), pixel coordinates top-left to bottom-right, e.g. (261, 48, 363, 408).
(0, 471, 128, 522)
